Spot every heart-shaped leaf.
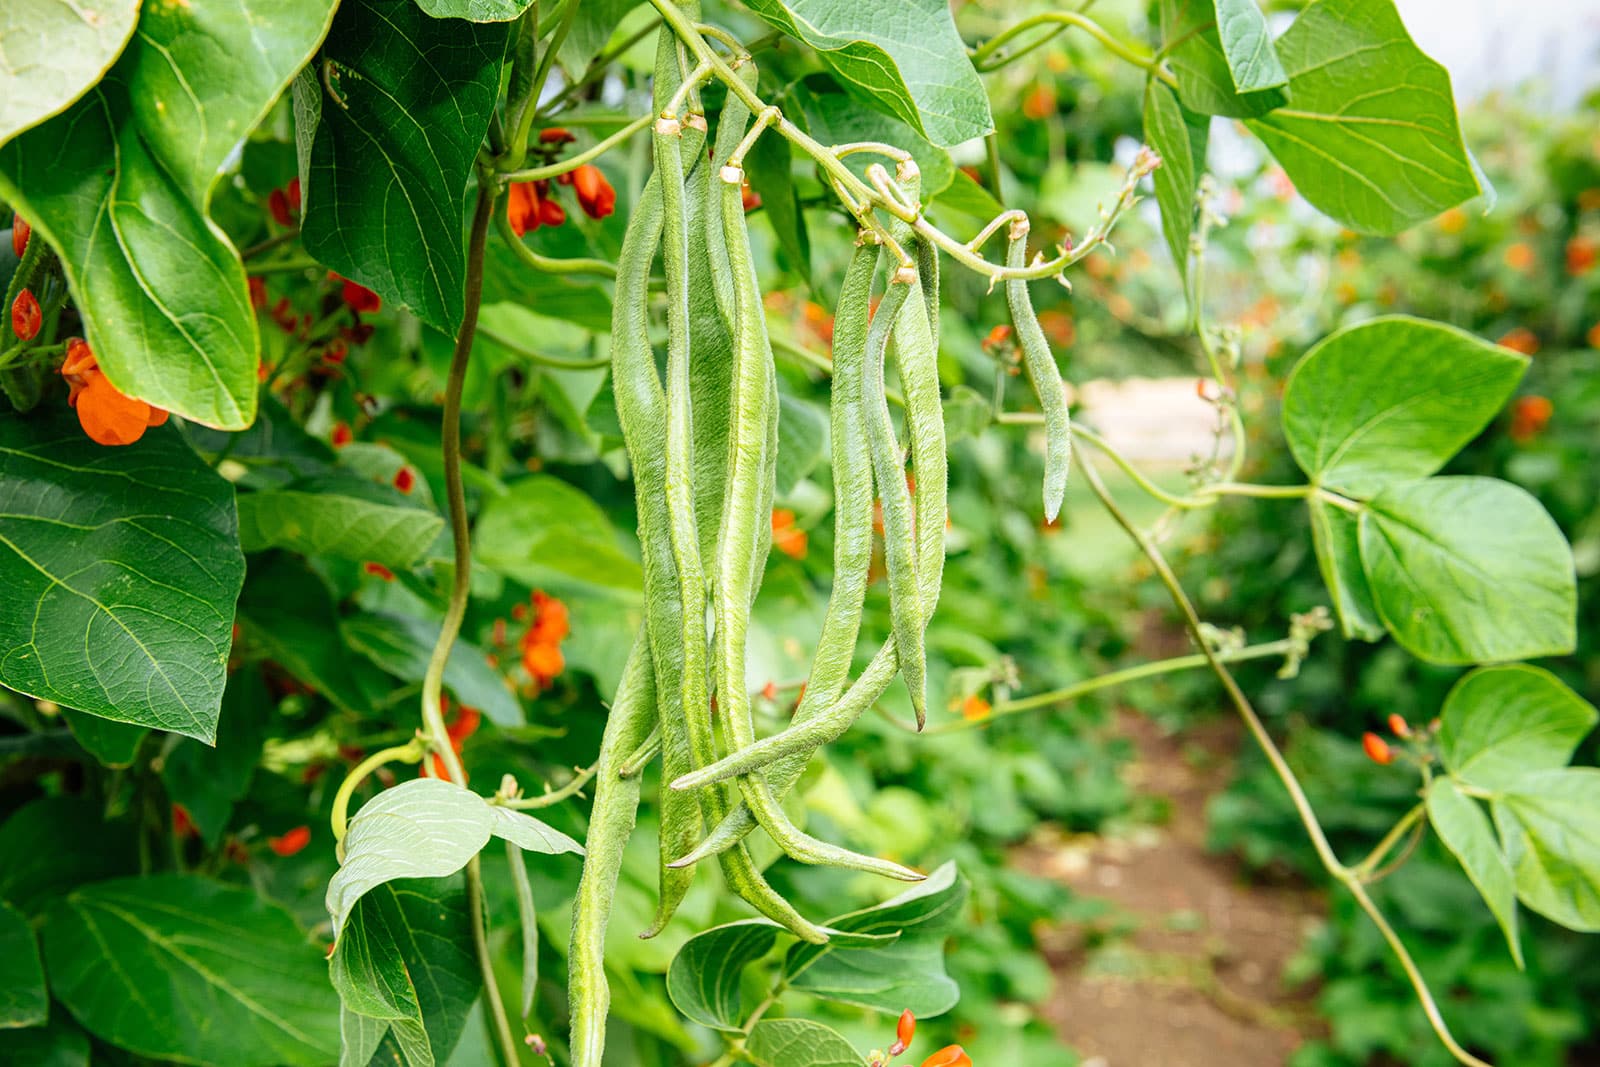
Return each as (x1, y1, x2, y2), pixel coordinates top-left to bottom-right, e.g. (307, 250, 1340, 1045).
(746, 1019, 864, 1067)
(43, 876, 340, 1066)
(1245, 0, 1483, 233)
(1427, 778, 1521, 967)
(0, 0, 139, 144)
(1440, 665, 1597, 792)
(0, 0, 339, 427)
(1359, 477, 1575, 665)
(238, 490, 444, 569)
(1494, 769, 1600, 933)
(0, 413, 244, 741)
(1282, 316, 1526, 497)
(300, 0, 508, 334)
(667, 920, 782, 1031)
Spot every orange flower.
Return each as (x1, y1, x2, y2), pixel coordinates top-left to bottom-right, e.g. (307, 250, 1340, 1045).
(981, 323, 1013, 352)
(889, 1010, 916, 1056)
(1362, 732, 1394, 765)
(760, 680, 779, 702)
(331, 421, 353, 447)
(922, 1046, 972, 1067)
(771, 509, 807, 559)
(522, 640, 565, 685)
(1497, 327, 1540, 356)
(59, 339, 167, 446)
(12, 214, 30, 258)
(1388, 713, 1412, 738)
(1022, 83, 1055, 120)
(268, 825, 311, 857)
(1509, 395, 1553, 443)
(12, 288, 40, 341)
(960, 695, 991, 722)
(1436, 207, 1467, 235)
(446, 702, 482, 745)
(527, 591, 570, 645)
(1588, 321, 1600, 349)
(1503, 242, 1536, 273)
(742, 182, 762, 212)
(340, 279, 381, 314)
(571, 164, 616, 220)
(1567, 235, 1597, 276)
(539, 127, 576, 145)
(393, 466, 416, 494)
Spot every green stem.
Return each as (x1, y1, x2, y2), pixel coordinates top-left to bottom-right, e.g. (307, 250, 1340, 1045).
(927, 639, 1298, 734)
(1353, 801, 1427, 879)
(1077, 452, 1490, 1067)
(329, 741, 424, 844)
(240, 228, 299, 261)
(494, 213, 618, 279)
(500, 113, 653, 182)
(497, 762, 599, 809)
(971, 11, 1175, 86)
(478, 319, 612, 369)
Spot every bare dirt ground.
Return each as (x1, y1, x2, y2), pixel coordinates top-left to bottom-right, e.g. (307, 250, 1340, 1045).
(1017, 710, 1325, 1067)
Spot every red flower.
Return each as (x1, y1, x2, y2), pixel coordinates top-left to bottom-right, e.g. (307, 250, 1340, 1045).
(571, 164, 616, 220)
(341, 279, 381, 314)
(539, 194, 566, 228)
(287, 177, 302, 214)
(268, 825, 311, 857)
(249, 276, 268, 310)
(12, 288, 40, 341)
(60, 339, 168, 446)
(1362, 732, 1394, 765)
(1388, 713, 1412, 738)
(889, 1010, 916, 1056)
(1498, 327, 1540, 356)
(539, 127, 576, 145)
(363, 561, 395, 581)
(771, 509, 807, 559)
(394, 466, 416, 494)
(331, 421, 354, 448)
(1509, 395, 1553, 443)
(522, 641, 564, 685)
(172, 804, 197, 839)
(268, 188, 293, 227)
(1565, 235, 1596, 276)
(12, 214, 30, 258)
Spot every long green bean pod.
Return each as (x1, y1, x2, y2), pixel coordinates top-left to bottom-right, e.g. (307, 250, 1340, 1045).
(862, 271, 926, 722)
(567, 631, 657, 1067)
(1005, 219, 1072, 520)
(672, 242, 881, 865)
(710, 168, 922, 883)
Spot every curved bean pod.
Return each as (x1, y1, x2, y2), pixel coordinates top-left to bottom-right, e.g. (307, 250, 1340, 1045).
(1005, 219, 1072, 520)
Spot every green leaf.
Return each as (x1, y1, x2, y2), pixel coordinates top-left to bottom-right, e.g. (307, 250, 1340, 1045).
(1281, 316, 1527, 497)
(1244, 0, 1483, 234)
(745, 1019, 864, 1067)
(0, 797, 138, 916)
(62, 708, 146, 767)
(1211, 0, 1288, 95)
(343, 612, 522, 727)
(341, 1007, 390, 1067)
(558, 0, 638, 73)
(43, 875, 340, 1066)
(1494, 769, 1600, 932)
(487, 806, 583, 856)
(776, 391, 829, 495)
(1159, 0, 1288, 117)
(0, 899, 47, 1027)
(160, 670, 271, 844)
(793, 77, 955, 199)
(942, 385, 993, 444)
(1307, 499, 1384, 641)
(301, 0, 508, 333)
(326, 779, 495, 935)
(0, 0, 339, 428)
(666, 920, 781, 1031)
(331, 879, 480, 1067)
(0, 413, 244, 742)
(1440, 665, 1598, 792)
(474, 474, 643, 596)
(1142, 81, 1209, 281)
(930, 168, 1004, 226)
(746, 122, 812, 286)
(0, 0, 140, 145)
(741, 0, 992, 147)
(1359, 477, 1575, 665)
(239, 490, 444, 569)
(785, 862, 967, 1016)
(1427, 778, 1521, 967)
(5, 1015, 89, 1067)
(416, 0, 532, 21)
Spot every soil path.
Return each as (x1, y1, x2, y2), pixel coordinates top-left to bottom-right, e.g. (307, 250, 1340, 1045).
(1017, 710, 1325, 1067)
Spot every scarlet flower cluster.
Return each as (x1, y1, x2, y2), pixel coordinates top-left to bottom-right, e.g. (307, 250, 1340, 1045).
(506, 128, 618, 236)
(517, 590, 570, 689)
(60, 339, 169, 446)
(424, 696, 483, 780)
(771, 508, 808, 559)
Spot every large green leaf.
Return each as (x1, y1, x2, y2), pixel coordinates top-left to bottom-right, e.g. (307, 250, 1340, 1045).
(1142, 81, 1209, 281)
(0, 797, 138, 916)
(0, 414, 244, 742)
(1359, 477, 1575, 665)
(1440, 665, 1597, 792)
(0, 0, 339, 428)
(331, 880, 480, 1067)
(0, 899, 47, 1027)
(1427, 778, 1521, 967)
(62, 708, 146, 767)
(239, 490, 444, 569)
(416, 0, 532, 20)
(745, 1020, 864, 1067)
(43, 875, 340, 1066)
(667, 920, 781, 1031)
(1159, 0, 1287, 118)
(343, 612, 522, 727)
(1494, 769, 1600, 932)
(1282, 317, 1527, 497)
(301, 0, 508, 333)
(474, 474, 643, 596)
(160, 669, 271, 844)
(1307, 499, 1384, 641)
(3, 1014, 90, 1067)
(1244, 0, 1482, 234)
(793, 77, 955, 199)
(0, 0, 140, 144)
(741, 0, 992, 147)
(785, 862, 966, 1016)
(487, 806, 582, 856)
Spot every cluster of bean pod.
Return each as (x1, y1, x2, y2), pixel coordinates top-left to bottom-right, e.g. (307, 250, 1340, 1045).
(567, 22, 1072, 1063)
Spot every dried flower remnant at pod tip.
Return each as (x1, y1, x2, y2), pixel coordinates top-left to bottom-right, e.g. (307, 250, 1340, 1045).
(59, 339, 169, 446)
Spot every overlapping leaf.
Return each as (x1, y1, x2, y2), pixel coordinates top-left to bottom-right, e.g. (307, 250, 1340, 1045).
(1142, 81, 1209, 280)
(667, 920, 782, 1031)
(0, 900, 47, 1027)
(1428, 779, 1521, 966)
(1440, 666, 1597, 792)
(745, 1019, 864, 1067)
(1159, 0, 1287, 117)
(238, 490, 443, 569)
(0, 0, 140, 144)
(1494, 769, 1600, 932)
(0, 413, 244, 741)
(343, 613, 521, 727)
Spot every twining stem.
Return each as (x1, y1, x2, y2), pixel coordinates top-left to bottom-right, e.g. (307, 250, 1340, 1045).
(329, 740, 425, 845)
(477, 319, 612, 369)
(501, 114, 653, 183)
(494, 214, 619, 280)
(1353, 800, 1427, 879)
(1076, 453, 1490, 1067)
(418, 180, 520, 1067)
(923, 639, 1299, 735)
(970, 10, 1176, 87)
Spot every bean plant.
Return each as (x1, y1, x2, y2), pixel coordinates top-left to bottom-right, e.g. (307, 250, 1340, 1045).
(0, 1, 1594, 1066)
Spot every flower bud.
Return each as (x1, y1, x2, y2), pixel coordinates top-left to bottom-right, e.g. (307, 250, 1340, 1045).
(1362, 731, 1394, 765)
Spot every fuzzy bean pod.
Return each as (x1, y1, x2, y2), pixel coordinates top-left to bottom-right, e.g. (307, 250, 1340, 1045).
(1005, 220, 1072, 520)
